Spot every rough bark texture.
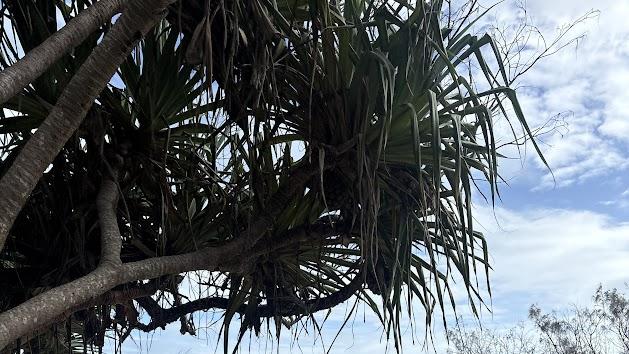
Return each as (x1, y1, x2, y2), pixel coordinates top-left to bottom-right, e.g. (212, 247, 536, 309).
(95, 174, 122, 267)
(0, 0, 175, 252)
(0, 0, 126, 104)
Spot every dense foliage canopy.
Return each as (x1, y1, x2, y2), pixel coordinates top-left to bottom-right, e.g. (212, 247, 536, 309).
(0, 0, 543, 352)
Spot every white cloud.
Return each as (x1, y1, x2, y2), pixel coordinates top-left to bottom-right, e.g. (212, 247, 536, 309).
(474, 0, 629, 189)
(476, 205, 629, 312)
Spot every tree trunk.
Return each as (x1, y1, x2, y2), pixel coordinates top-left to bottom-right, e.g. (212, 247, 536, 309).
(0, 0, 127, 104)
(0, 0, 175, 252)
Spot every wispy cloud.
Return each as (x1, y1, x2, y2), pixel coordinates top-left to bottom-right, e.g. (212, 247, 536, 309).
(476, 205, 629, 314)
(477, 0, 629, 189)
(600, 188, 629, 209)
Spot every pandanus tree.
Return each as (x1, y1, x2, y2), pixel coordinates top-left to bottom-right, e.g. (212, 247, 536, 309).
(0, 0, 545, 352)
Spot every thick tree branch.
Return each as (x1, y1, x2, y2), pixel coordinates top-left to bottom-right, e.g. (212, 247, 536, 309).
(0, 176, 125, 349)
(52, 281, 162, 325)
(96, 175, 122, 267)
(0, 0, 127, 104)
(0, 0, 175, 252)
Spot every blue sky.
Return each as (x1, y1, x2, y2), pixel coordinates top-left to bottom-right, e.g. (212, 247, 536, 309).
(106, 0, 629, 352)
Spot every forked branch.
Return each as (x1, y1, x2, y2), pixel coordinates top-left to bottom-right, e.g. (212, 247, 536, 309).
(0, 0, 175, 252)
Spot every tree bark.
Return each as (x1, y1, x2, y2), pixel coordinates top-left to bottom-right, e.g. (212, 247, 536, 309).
(0, 0, 127, 104)
(0, 0, 175, 252)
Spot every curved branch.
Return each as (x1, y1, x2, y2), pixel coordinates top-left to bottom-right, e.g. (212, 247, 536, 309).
(133, 270, 364, 332)
(0, 0, 174, 252)
(0, 0, 127, 104)
(258, 269, 363, 317)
